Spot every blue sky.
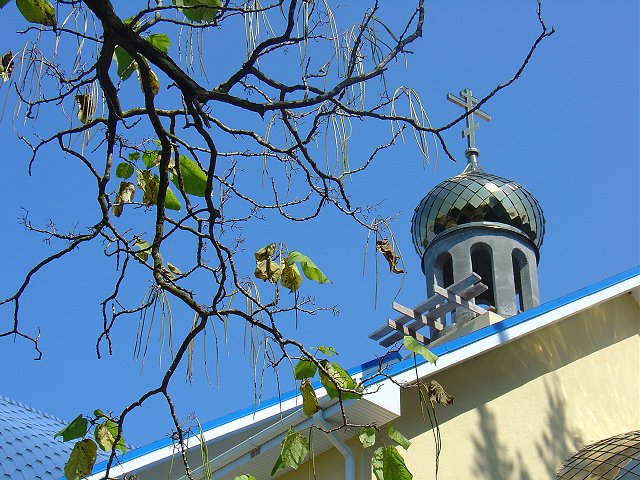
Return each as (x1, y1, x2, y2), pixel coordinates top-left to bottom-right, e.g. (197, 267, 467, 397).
(0, 1, 638, 449)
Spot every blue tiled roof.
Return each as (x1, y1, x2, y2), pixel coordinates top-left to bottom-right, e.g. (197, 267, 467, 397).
(0, 395, 108, 480)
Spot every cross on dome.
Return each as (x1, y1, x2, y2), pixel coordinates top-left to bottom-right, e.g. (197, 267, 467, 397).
(447, 88, 491, 159)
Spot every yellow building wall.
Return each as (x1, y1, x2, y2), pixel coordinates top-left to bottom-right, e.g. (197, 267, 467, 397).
(280, 293, 640, 480)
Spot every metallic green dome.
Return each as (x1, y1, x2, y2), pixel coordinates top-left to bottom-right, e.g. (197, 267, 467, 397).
(411, 167, 545, 257)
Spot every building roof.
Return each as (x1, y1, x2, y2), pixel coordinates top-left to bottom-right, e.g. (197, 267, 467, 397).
(86, 266, 640, 480)
(0, 395, 109, 480)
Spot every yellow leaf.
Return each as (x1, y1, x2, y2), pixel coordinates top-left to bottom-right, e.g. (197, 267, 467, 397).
(75, 94, 96, 124)
(280, 263, 302, 292)
(112, 181, 135, 217)
(255, 259, 281, 283)
(376, 238, 404, 274)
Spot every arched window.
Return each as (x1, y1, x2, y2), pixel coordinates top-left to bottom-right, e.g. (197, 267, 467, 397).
(435, 252, 454, 289)
(471, 243, 495, 307)
(512, 249, 531, 312)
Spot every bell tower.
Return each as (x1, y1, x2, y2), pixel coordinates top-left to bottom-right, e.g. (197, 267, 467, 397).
(411, 89, 545, 320)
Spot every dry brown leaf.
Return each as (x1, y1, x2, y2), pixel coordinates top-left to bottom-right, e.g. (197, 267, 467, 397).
(426, 380, 453, 406)
(376, 238, 404, 274)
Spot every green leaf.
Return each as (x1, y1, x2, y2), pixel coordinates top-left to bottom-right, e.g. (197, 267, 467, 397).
(318, 360, 362, 400)
(294, 360, 317, 380)
(285, 251, 329, 284)
(270, 454, 284, 476)
(173, 0, 221, 23)
(164, 184, 182, 211)
(280, 263, 302, 292)
(359, 427, 376, 448)
(316, 346, 337, 356)
(94, 420, 126, 454)
(64, 439, 98, 480)
(113, 46, 136, 81)
(232, 476, 256, 480)
(300, 379, 320, 417)
(403, 336, 438, 365)
(133, 237, 152, 262)
(0, 0, 12, 9)
(128, 152, 140, 161)
(146, 33, 171, 53)
(387, 425, 411, 450)
(137, 170, 181, 211)
(142, 150, 159, 168)
(172, 155, 208, 196)
(372, 445, 413, 480)
(54, 415, 87, 442)
(16, 0, 56, 27)
(115, 162, 134, 179)
(282, 427, 310, 467)
(166, 262, 182, 275)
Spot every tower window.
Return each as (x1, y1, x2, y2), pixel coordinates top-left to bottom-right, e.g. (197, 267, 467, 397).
(471, 243, 495, 308)
(512, 249, 530, 312)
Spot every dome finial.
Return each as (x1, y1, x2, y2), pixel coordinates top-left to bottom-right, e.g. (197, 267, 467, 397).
(447, 88, 491, 172)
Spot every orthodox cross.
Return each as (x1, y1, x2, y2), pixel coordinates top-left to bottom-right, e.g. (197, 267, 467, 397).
(447, 88, 491, 153)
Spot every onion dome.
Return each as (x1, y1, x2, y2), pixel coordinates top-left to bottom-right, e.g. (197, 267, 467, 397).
(411, 160, 545, 257)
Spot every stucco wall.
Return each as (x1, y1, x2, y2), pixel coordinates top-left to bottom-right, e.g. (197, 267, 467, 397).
(280, 293, 640, 480)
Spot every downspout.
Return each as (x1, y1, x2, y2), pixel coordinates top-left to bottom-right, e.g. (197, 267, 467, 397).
(314, 412, 355, 480)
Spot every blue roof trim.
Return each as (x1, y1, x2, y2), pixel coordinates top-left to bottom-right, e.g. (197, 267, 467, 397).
(89, 266, 639, 476)
(90, 352, 403, 475)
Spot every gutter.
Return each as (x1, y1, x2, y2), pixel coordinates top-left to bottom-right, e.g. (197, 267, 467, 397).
(314, 412, 355, 480)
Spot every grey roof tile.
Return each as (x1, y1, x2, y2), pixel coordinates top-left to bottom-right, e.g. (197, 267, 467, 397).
(0, 395, 109, 480)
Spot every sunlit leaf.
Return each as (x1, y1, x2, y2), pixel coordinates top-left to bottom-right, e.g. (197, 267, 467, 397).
(254, 259, 280, 283)
(232, 476, 256, 480)
(54, 415, 87, 442)
(294, 359, 317, 380)
(300, 379, 319, 417)
(64, 439, 97, 480)
(372, 445, 413, 480)
(426, 380, 453, 406)
(166, 262, 182, 275)
(173, 0, 221, 23)
(75, 94, 95, 124)
(318, 360, 361, 400)
(94, 420, 126, 454)
(16, 0, 56, 27)
(147, 66, 160, 96)
(0, 51, 14, 82)
(254, 243, 276, 261)
(285, 251, 329, 284)
(280, 263, 302, 292)
(403, 336, 438, 365)
(172, 155, 208, 196)
(137, 170, 181, 211)
(272, 427, 309, 473)
(128, 152, 140, 162)
(376, 238, 404, 274)
(316, 345, 337, 356)
(142, 150, 159, 168)
(387, 425, 411, 450)
(113, 46, 136, 81)
(146, 33, 171, 53)
(359, 427, 376, 449)
(133, 237, 152, 262)
(112, 181, 135, 217)
(115, 162, 134, 179)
